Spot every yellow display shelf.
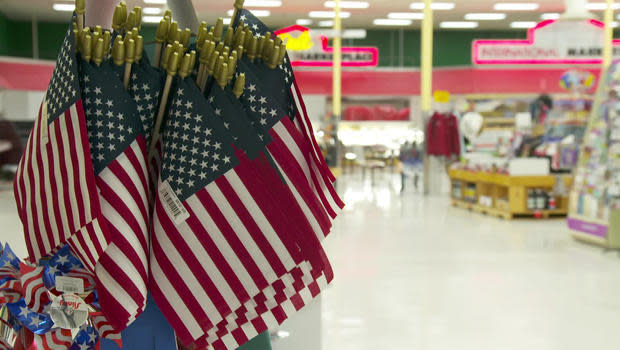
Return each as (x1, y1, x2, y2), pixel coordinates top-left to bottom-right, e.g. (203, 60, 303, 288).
(449, 169, 571, 220)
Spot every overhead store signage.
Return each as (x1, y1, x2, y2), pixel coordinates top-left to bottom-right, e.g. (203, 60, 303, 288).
(473, 19, 620, 65)
(274, 25, 378, 67)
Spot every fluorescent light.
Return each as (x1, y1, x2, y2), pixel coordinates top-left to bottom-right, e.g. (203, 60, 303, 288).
(227, 9, 270, 16)
(296, 19, 313, 25)
(410, 2, 455, 10)
(373, 19, 413, 26)
(53, 3, 75, 11)
(587, 2, 620, 10)
(343, 29, 366, 38)
(143, 15, 164, 23)
(464, 13, 506, 20)
(510, 21, 537, 28)
(243, 0, 282, 7)
(143, 0, 167, 3)
(612, 21, 620, 27)
(388, 12, 424, 19)
(223, 18, 232, 24)
(494, 3, 540, 11)
(541, 13, 560, 20)
(440, 21, 478, 28)
(319, 20, 334, 27)
(142, 7, 163, 15)
(324, 1, 369, 8)
(309, 11, 351, 18)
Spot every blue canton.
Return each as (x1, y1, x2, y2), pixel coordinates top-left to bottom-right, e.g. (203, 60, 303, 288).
(46, 26, 80, 123)
(161, 78, 240, 201)
(79, 60, 142, 174)
(129, 56, 165, 146)
(0, 243, 21, 270)
(70, 324, 99, 350)
(6, 299, 54, 334)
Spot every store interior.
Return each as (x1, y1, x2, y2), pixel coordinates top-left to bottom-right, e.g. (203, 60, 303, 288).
(2, 0, 620, 349)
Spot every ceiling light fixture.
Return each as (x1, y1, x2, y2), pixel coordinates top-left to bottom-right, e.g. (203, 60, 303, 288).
(143, 15, 164, 23)
(410, 2, 455, 10)
(309, 11, 352, 18)
(373, 19, 413, 26)
(510, 21, 538, 28)
(324, 1, 369, 9)
(388, 12, 424, 19)
(319, 20, 334, 27)
(142, 7, 163, 15)
(586, 2, 620, 10)
(52, 3, 75, 11)
(227, 9, 270, 16)
(494, 3, 540, 11)
(296, 19, 313, 25)
(143, 0, 167, 4)
(243, 0, 282, 7)
(464, 13, 506, 20)
(440, 21, 479, 28)
(541, 13, 560, 20)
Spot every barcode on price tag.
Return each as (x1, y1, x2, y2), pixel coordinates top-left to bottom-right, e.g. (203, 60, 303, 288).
(160, 181, 189, 224)
(55, 276, 84, 294)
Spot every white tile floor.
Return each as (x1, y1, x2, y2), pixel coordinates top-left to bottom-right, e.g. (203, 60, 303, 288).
(3, 171, 620, 350)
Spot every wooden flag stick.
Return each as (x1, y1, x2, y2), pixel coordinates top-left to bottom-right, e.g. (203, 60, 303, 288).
(154, 18, 169, 67)
(150, 52, 180, 158)
(123, 38, 135, 89)
(76, 0, 85, 32)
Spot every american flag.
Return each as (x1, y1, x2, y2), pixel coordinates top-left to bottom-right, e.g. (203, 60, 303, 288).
(128, 56, 165, 196)
(78, 58, 150, 331)
(33, 328, 73, 350)
(13, 27, 107, 266)
(237, 9, 344, 221)
(150, 76, 316, 347)
(20, 263, 51, 313)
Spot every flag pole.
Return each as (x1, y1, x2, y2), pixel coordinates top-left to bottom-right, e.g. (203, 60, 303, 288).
(231, 0, 245, 27)
(123, 38, 135, 89)
(603, 0, 614, 68)
(149, 52, 180, 158)
(154, 18, 169, 68)
(75, 0, 85, 32)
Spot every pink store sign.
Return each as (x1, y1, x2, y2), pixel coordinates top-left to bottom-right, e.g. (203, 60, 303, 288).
(473, 19, 620, 65)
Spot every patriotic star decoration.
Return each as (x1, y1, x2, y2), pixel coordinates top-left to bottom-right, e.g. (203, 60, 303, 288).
(161, 80, 240, 201)
(80, 61, 142, 175)
(70, 324, 99, 350)
(42, 245, 84, 289)
(0, 243, 21, 269)
(6, 299, 53, 334)
(46, 27, 80, 122)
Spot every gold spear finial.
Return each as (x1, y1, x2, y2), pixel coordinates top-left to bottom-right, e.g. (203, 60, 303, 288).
(135, 35, 144, 61)
(167, 52, 180, 76)
(82, 34, 92, 62)
(103, 31, 111, 57)
(161, 44, 173, 70)
(94, 38, 104, 66)
(179, 53, 192, 78)
(125, 38, 136, 65)
(224, 27, 234, 47)
(168, 21, 179, 42)
(214, 18, 224, 42)
(181, 28, 192, 49)
(277, 43, 287, 65)
(133, 7, 142, 29)
(233, 73, 245, 98)
(227, 50, 238, 82)
(217, 62, 228, 88)
(113, 39, 125, 66)
(125, 11, 136, 32)
(112, 5, 126, 32)
(189, 50, 197, 73)
(156, 18, 169, 44)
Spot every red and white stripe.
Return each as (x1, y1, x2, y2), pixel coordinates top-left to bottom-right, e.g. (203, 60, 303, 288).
(0, 339, 13, 350)
(14, 100, 105, 264)
(20, 263, 51, 313)
(150, 149, 322, 345)
(92, 314, 123, 347)
(34, 328, 73, 350)
(94, 137, 150, 331)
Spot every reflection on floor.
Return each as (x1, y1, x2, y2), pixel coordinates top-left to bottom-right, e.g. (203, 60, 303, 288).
(2, 170, 620, 350)
(320, 172, 620, 350)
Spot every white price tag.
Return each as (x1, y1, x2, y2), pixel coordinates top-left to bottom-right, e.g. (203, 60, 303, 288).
(55, 276, 85, 294)
(160, 181, 189, 224)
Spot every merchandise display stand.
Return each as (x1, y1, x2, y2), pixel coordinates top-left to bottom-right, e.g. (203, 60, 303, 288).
(568, 61, 620, 248)
(449, 169, 571, 219)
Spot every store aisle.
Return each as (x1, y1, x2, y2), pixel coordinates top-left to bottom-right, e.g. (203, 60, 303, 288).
(2, 172, 620, 350)
(321, 173, 620, 350)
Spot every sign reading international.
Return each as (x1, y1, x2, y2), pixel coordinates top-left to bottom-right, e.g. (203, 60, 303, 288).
(274, 25, 379, 67)
(473, 19, 620, 65)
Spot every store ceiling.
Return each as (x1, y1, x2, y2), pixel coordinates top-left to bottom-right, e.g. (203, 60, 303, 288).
(0, 0, 614, 30)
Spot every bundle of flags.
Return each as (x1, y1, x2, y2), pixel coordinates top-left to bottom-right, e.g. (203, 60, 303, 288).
(12, 2, 343, 350)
